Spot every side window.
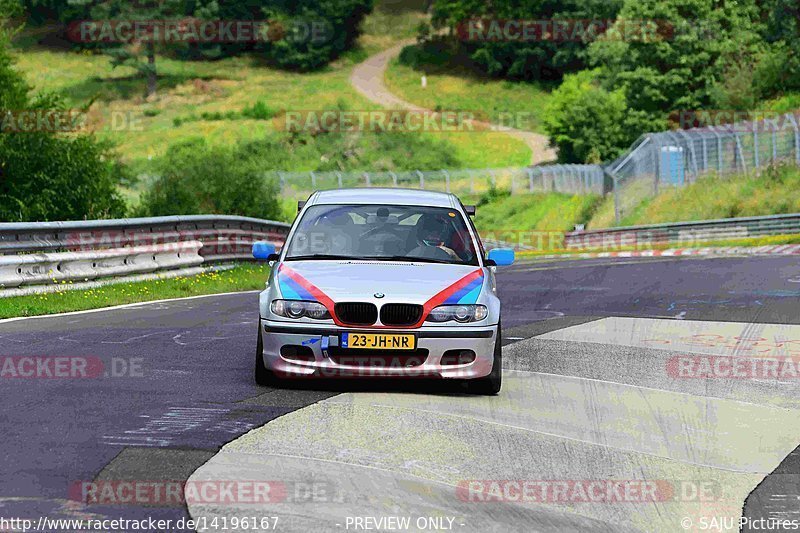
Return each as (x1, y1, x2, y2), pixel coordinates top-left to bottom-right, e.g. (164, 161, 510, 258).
(460, 202, 485, 259)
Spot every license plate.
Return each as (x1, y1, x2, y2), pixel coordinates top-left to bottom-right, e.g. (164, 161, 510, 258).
(341, 333, 416, 350)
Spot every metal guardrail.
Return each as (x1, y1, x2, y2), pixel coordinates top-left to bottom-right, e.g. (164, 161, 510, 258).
(565, 213, 800, 249)
(0, 215, 290, 290)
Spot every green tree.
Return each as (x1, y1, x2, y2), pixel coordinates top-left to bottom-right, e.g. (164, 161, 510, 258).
(262, 0, 374, 71)
(0, 20, 126, 222)
(0, 6, 26, 112)
(543, 69, 663, 163)
(88, 0, 186, 98)
(757, 0, 800, 92)
(430, 0, 624, 81)
(588, 0, 764, 116)
(19, 0, 89, 24)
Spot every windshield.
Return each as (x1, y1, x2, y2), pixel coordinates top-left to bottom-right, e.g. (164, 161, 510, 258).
(284, 204, 480, 266)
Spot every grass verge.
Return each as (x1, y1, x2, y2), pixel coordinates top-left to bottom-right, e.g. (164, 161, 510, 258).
(0, 263, 269, 319)
(384, 55, 551, 133)
(590, 163, 800, 229)
(465, 190, 602, 234)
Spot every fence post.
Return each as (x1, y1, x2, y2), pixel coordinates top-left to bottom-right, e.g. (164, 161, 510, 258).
(364, 172, 371, 187)
(469, 172, 475, 194)
(734, 131, 747, 174)
(772, 125, 778, 162)
(336, 171, 343, 188)
(709, 127, 723, 173)
(489, 170, 496, 188)
(653, 137, 672, 196)
(772, 126, 778, 162)
(417, 170, 424, 189)
(390, 172, 397, 187)
(701, 135, 708, 173)
(610, 169, 621, 225)
(310, 171, 317, 189)
(789, 114, 800, 165)
(443, 170, 450, 193)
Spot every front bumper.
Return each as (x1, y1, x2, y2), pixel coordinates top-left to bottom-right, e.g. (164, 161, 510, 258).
(259, 320, 498, 380)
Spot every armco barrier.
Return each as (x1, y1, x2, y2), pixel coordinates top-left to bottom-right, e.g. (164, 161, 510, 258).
(0, 215, 290, 290)
(0, 242, 203, 288)
(565, 213, 800, 249)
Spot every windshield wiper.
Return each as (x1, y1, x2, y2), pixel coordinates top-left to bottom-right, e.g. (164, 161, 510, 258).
(285, 254, 467, 265)
(284, 254, 351, 261)
(359, 255, 457, 265)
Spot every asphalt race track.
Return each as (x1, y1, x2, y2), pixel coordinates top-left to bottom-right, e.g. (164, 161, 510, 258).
(2, 255, 799, 532)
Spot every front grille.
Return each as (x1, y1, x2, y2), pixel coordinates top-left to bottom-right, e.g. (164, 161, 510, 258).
(380, 304, 423, 327)
(335, 302, 378, 326)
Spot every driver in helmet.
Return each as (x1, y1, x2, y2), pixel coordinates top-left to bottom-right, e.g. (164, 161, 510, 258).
(417, 215, 460, 261)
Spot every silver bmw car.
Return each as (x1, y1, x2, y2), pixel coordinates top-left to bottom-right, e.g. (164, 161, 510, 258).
(252, 188, 515, 395)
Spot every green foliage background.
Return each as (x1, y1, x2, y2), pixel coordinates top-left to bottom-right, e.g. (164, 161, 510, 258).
(0, 21, 126, 222)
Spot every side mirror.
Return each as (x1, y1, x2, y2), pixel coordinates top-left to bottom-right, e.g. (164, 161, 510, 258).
(253, 241, 279, 262)
(487, 248, 515, 267)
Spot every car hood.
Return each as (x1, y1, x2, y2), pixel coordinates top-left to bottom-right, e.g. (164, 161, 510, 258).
(277, 261, 483, 305)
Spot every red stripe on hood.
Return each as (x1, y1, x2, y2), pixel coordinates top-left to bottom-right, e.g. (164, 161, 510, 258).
(420, 269, 485, 326)
(279, 264, 336, 312)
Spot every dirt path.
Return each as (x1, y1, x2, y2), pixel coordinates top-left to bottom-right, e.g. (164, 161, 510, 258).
(350, 41, 557, 165)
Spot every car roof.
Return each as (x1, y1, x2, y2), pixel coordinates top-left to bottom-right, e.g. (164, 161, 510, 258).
(310, 188, 458, 209)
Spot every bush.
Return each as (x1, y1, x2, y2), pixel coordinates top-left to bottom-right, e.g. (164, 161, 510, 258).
(398, 39, 459, 70)
(543, 69, 661, 163)
(137, 138, 282, 220)
(241, 101, 275, 121)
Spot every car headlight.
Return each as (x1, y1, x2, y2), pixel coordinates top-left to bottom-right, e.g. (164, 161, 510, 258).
(271, 300, 331, 320)
(426, 305, 488, 323)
